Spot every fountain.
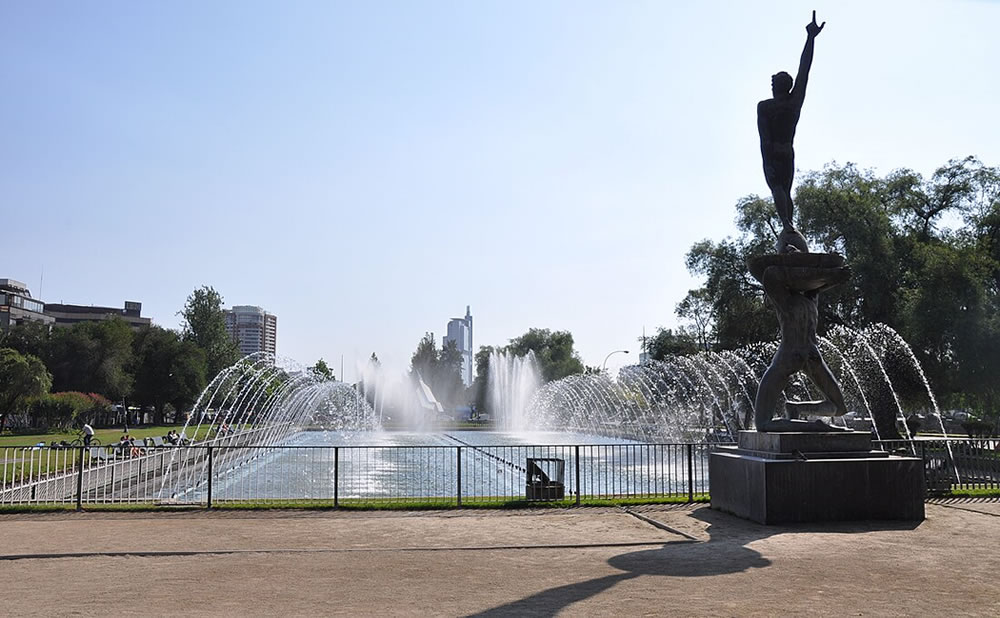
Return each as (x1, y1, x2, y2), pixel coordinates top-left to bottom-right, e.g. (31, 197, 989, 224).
(488, 350, 541, 432)
(147, 316, 952, 506)
(158, 353, 379, 500)
(507, 324, 943, 445)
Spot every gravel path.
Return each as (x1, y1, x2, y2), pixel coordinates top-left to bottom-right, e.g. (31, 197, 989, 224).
(2, 503, 998, 616)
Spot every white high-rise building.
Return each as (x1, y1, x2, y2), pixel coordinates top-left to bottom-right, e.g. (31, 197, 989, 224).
(443, 305, 473, 387)
(224, 305, 277, 357)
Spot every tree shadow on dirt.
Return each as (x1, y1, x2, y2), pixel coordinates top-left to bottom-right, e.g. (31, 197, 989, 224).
(468, 505, 923, 617)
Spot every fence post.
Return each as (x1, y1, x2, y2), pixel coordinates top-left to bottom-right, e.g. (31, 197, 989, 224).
(206, 446, 214, 510)
(920, 441, 929, 493)
(687, 443, 694, 503)
(456, 446, 462, 507)
(333, 447, 339, 508)
(575, 445, 581, 505)
(76, 446, 85, 511)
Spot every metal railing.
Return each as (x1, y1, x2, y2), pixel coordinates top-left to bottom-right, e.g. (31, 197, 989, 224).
(0, 426, 278, 507)
(2, 438, 997, 508)
(874, 438, 1000, 493)
(2, 442, 712, 507)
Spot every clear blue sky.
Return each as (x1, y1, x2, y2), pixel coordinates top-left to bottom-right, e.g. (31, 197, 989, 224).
(2, 1, 998, 378)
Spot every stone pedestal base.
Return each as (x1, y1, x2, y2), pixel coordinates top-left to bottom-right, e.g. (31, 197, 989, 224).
(709, 431, 924, 524)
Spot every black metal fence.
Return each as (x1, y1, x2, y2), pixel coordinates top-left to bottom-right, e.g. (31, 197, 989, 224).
(874, 438, 1000, 493)
(2, 438, 997, 508)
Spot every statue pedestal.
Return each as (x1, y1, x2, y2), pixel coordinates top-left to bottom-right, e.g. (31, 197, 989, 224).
(709, 431, 924, 524)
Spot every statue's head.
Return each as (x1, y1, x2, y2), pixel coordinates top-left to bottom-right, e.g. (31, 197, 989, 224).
(771, 72, 793, 98)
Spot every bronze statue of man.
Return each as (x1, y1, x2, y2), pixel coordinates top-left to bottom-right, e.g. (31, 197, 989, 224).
(749, 11, 853, 432)
(758, 11, 824, 252)
(752, 259, 851, 432)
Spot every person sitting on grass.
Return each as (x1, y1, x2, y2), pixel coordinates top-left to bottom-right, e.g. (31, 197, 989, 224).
(129, 436, 142, 458)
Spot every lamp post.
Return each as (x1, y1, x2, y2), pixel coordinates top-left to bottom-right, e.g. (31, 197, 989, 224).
(602, 350, 630, 373)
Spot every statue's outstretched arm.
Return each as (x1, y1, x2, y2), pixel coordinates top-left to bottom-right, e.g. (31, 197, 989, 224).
(792, 11, 825, 105)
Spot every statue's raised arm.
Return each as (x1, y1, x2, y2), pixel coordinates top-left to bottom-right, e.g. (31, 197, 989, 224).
(758, 10, 825, 248)
(792, 11, 825, 106)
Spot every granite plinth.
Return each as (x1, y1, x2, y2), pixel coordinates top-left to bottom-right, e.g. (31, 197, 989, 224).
(737, 430, 872, 456)
(710, 432, 925, 524)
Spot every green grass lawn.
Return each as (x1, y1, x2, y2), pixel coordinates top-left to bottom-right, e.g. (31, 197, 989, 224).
(0, 425, 219, 485)
(195, 493, 712, 511)
(0, 425, 215, 449)
(0, 493, 712, 513)
(936, 487, 1000, 498)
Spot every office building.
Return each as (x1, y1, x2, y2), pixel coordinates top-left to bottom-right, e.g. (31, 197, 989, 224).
(443, 305, 473, 387)
(224, 305, 278, 357)
(0, 279, 54, 332)
(44, 300, 151, 330)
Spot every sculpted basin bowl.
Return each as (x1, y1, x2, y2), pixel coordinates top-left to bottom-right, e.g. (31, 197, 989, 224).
(748, 252, 846, 291)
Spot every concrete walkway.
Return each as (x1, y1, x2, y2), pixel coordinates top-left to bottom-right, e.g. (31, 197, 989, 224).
(2, 502, 999, 616)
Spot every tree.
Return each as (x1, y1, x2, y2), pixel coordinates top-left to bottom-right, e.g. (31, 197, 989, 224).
(676, 289, 715, 351)
(644, 328, 699, 361)
(132, 326, 207, 425)
(0, 320, 51, 359)
(470, 345, 495, 416)
(683, 157, 1000, 419)
(311, 358, 335, 381)
(45, 319, 134, 401)
(0, 348, 52, 432)
(408, 333, 464, 407)
(506, 328, 585, 382)
(180, 286, 239, 379)
(685, 232, 778, 349)
(435, 339, 465, 406)
(409, 332, 438, 380)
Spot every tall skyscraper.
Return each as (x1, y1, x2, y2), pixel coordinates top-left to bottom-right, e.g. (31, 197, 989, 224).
(224, 305, 278, 357)
(443, 305, 473, 387)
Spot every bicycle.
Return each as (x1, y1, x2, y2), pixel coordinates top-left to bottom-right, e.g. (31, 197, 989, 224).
(69, 431, 102, 447)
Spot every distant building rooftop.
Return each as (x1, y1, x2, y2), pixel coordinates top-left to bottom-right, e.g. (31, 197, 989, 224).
(0, 279, 32, 296)
(44, 301, 150, 329)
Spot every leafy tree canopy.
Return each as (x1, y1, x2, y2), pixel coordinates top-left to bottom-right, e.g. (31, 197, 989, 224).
(0, 347, 52, 432)
(180, 286, 239, 379)
(506, 328, 585, 382)
(675, 156, 1000, 417)
(132, 325, 207, 424)
(310, 358, 335, 381)
(45, 318, 134, 401)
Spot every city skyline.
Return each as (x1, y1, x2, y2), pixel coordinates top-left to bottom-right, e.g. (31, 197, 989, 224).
(3, 1, 999, 378)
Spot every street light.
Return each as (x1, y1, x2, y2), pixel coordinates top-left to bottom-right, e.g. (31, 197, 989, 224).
(602, 350, 630, 373)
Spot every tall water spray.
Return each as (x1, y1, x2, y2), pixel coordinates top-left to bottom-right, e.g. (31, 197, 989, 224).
(357, 359, 439, 430)
(489, 350, 542, 432)
(159, 353, 379, 499)
(522, 323, 944, 443)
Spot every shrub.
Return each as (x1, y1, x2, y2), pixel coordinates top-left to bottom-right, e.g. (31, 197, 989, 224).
(961, 419, 994, 438)
(27, 392, 111, 431)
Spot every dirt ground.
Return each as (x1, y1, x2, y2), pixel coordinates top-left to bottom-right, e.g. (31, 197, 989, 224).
(2, 500, 999, 617)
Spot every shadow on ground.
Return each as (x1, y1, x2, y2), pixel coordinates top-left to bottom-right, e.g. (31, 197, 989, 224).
(469, 505, 923, 617)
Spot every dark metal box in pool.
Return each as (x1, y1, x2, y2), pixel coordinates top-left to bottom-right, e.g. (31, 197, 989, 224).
(526, 458, 565, 500)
